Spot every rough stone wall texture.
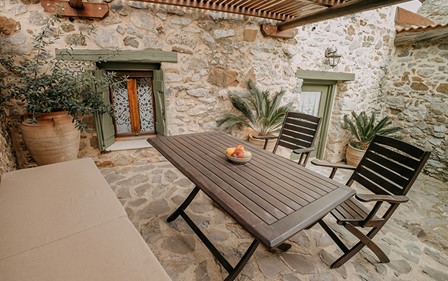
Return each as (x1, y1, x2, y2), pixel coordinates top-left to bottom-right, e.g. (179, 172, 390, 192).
(293, 12, 397, 161)
(418, 0, 448, 23)
(0, 114, 16, 180)
(383, 42, 448, 181)
(0, 1, 399, 165)
(1, 2, 446, 181)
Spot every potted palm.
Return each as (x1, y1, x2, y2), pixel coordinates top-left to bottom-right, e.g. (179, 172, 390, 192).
(217, 80, 291, 151)
(343, 111, 401, 166)
(0, 18, 116, 165)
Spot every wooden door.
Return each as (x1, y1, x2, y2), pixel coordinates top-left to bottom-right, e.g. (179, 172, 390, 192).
(300, 84, 335, 158)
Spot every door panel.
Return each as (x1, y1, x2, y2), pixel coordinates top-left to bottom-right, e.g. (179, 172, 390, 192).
(298, 91, 321, 116)
(300, 84, 334, 158)
(137, 77, 155, 133)
(112, 80, 132, 135)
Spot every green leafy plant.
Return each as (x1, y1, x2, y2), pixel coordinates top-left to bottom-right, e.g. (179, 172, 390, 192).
(343, 111, 401, 150)
(217, 80, 291, 136)
(0, 16, 119, 130)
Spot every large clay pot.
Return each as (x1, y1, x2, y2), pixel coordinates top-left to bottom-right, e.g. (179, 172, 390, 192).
(21, 111, 80, 166)
(346, 142, 366, 167)
(247, 134, 277, 152)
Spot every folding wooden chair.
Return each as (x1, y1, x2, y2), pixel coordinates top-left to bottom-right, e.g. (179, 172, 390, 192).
(254, 112, 321, 166)
(312, 135, 430, 268)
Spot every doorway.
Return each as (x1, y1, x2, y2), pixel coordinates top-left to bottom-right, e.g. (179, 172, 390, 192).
(299, 83, 335, 158)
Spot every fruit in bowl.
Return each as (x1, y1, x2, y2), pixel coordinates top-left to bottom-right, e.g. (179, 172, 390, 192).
(226, 144, 252, 164)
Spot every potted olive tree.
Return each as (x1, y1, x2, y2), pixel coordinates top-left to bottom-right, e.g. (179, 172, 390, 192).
(217, 80, 291, 151)
(0, 18, 116, 165)
(343, 111, 401, 166)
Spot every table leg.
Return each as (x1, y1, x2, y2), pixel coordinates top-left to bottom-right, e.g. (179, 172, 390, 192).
(224, 239, 260, 281)
(167, 185, 260, 281)
(167, 186, 200, 223)
(276, 243, 292, 252)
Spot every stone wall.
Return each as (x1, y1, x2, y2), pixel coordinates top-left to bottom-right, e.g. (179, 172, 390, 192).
(383, 42, 448, 181)
(0, 114, 16, 180)
(418, 0, 448, 23)
(0, 1, 399, 164)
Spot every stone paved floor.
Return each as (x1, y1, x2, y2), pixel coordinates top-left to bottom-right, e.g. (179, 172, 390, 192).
(99, 148, 448, 281)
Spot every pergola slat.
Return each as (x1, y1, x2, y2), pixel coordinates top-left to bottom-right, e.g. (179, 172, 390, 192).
(136, 0, 408, 31)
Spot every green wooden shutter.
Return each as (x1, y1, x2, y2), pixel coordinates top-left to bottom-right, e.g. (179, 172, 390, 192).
(153, 69, 167, 136)
(94, 69, 115, 151)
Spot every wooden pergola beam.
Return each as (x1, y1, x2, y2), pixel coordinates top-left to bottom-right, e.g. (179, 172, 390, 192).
(137, 0, 293, 21)
(41, 0, 109, 19)
(278, 0, 409, 31)
(395, 26, 448, 46)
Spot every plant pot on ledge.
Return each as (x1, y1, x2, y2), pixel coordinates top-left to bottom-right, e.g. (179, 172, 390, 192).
(247, 134, 277, 152)
(21, 111, 80, 166)
(345, 142, 365, 167)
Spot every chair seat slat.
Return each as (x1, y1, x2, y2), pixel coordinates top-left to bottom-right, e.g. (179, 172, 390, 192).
(331, 198, 383, 227)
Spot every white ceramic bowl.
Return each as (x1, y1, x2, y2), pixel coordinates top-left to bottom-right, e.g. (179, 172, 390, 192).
(226, 153, 252, 164)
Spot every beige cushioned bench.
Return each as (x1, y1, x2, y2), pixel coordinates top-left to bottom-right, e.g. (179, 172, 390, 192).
(0, 158, 171, 281)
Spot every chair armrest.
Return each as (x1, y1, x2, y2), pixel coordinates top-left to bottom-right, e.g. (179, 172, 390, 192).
(356, 194, 409, 203)
(251, 135, 278, 140)
(311, 159, 356, 170)
(292, 147, 315, 154)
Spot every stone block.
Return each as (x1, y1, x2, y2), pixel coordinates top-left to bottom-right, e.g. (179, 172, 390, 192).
(124, 36, 139, 48)
(20, 0, 39, 4)
(208, 67, 238, 87)
(410, 82, 429, 91)
(0, 16, 20, 35)
(213, 29, 235, 39)
(243, 29, 257, 42)
(435, 83, 448, 94)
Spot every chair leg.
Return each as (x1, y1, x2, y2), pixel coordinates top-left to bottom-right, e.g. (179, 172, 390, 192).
(319, 220, 389, 269)
(318, 220, 349, 253)
(343, 224, 390, 263)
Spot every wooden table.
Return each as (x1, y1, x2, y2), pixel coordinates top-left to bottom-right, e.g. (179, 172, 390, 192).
(147, 132, 355, 281)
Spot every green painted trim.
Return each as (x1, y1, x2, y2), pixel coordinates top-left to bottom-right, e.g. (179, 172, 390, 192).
(55, 49, 178, 63)
(96, 62, 160, 71)
(296, 70, 355, 81)
(319, 84, 336, 159)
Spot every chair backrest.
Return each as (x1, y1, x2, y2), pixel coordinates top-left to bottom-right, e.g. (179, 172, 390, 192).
(347, 135, 431, 196)
(273, 112, 321, 153)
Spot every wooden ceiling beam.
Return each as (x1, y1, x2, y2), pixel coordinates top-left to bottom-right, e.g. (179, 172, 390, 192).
(278, 0, 408, 30)
(395, 26, 448, 46)
(138, 0, 293, 21)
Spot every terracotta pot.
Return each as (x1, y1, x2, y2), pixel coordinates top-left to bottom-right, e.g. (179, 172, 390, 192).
(346, 142, 365, 167)
(247, 134, 277, 152)
(21, 111, 80, 166)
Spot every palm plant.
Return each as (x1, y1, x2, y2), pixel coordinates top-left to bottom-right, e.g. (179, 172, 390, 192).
(343, 111, 401, 150)
(217, 80, 291, 136)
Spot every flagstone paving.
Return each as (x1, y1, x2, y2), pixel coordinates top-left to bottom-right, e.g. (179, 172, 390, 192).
(99, 147, 448, 281)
